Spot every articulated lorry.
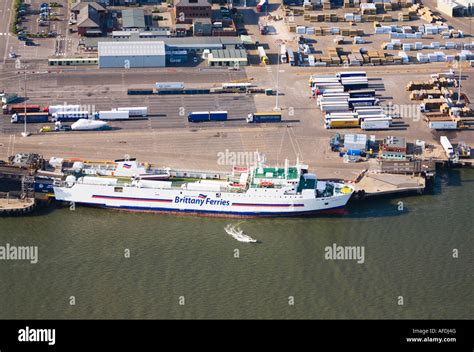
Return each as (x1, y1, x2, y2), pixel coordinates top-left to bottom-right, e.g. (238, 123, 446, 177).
(11, 112, 49, 123)
(247, 112, 282, 123)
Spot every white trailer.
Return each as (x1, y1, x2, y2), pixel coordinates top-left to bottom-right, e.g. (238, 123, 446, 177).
(317, 97, 349, 107)
(155, 82, 184, 90)
(52, 111, 90, 122)
(116, 107, 148, 117)
(361, 118, 391, 130)
(320, 88, 345, 94)
(280, 44, 287, 64)
(320, 101, 350, 112)
(47, 105, 82, 115)
(325, 112, 357, 120)
(429, 121, 458, 130)
(440, 136, 454, 157)
(95, 110, 130, 120)
(319, 93, 350, 101)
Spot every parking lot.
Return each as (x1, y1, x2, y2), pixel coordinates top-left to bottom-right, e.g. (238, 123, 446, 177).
(6, 0, 75, 62)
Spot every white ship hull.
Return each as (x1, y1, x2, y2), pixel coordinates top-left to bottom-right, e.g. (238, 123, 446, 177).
(53, 183, 353, 217)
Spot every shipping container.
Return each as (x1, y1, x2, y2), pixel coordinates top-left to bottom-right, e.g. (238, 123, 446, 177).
(11, 112, 49, 123)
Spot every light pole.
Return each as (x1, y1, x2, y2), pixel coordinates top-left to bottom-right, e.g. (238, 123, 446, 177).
(21, 65, 30, 137)
(274, 43, 281, 111)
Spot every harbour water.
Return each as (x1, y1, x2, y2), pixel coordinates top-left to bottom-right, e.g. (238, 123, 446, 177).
(0, 168, 472, 319)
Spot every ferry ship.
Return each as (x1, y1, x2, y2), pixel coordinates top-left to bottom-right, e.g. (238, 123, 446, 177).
(53, 157, 354, 217)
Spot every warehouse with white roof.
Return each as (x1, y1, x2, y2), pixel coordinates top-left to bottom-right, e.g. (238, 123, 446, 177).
(98, 41, 166, 68)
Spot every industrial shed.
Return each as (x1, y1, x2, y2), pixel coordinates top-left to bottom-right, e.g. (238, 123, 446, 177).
(207, 48, 248, 67)
(98, 41, 166, 68)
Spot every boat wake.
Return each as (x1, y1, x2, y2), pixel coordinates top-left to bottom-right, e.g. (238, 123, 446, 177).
(224, 224, 258, 243)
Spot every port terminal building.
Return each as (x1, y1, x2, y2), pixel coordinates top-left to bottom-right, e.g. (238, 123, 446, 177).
(98, 41, 166, 68)
(91, 35, 247, 68)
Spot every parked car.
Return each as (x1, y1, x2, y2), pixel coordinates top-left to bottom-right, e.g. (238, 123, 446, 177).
(25, 40, 35, 46)
(9, 52, 17, 59)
